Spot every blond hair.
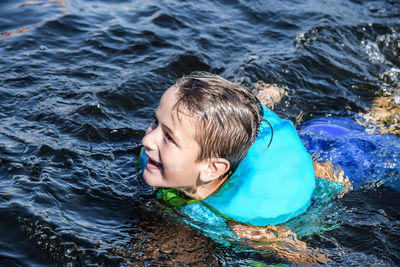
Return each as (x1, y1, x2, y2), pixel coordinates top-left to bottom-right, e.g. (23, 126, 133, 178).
(173, 72, 262, 169)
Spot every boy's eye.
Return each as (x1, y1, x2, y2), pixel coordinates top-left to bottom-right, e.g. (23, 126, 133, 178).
(164, 132, 175, 143)
(151, 112, 175, 145)
(151, 114, 158, 127)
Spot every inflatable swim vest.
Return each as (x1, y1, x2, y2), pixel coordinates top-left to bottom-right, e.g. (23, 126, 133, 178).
(139, 105, 316, 226)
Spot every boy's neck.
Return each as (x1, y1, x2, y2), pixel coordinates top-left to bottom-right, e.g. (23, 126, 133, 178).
(181, 174, 229, 201)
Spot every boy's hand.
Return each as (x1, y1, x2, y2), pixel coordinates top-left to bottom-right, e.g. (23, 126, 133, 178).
(229, 222, 328, 265)
(253, 82, 286, 110)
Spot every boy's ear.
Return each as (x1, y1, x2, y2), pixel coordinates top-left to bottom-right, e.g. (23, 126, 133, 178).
(199, 158, 230, 183)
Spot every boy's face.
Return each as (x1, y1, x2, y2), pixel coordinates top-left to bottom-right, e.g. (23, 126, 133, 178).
(141, 86, 206, 190)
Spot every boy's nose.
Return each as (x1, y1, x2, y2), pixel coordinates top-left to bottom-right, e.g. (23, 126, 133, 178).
(142, 127, 157, 152)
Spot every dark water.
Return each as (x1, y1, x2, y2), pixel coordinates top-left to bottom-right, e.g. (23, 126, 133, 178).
(0, 0, 399, 265)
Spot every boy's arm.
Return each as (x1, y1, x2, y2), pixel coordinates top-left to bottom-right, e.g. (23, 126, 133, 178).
(313, 160, 353, 197)
(229, 222, 328, 264)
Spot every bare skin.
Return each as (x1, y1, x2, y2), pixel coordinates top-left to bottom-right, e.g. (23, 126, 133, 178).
(230, 223, 328, 265)
(312, 159, 353, 197)
(357, 92, 400, 135)
(253, 81, 286, 110)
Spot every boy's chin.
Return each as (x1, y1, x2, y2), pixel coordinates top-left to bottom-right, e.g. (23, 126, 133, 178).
(143, 170, 162, 187)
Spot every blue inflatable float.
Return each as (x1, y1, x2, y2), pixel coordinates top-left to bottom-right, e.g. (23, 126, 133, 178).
(298, 116, 400, 192)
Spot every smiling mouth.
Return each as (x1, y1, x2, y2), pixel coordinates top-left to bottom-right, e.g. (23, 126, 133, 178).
(146, 154, 163, 169)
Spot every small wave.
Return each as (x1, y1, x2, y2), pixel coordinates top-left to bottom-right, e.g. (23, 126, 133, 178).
(0, 0, 69, 40)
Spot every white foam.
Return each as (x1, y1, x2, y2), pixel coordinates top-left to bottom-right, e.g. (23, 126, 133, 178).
(361, 39, 386, 64)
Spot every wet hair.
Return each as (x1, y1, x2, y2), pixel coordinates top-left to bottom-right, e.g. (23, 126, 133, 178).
(173, 72, 262, 170)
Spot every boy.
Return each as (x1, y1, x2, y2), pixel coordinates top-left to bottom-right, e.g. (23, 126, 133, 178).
(139, 72, 335, 264)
